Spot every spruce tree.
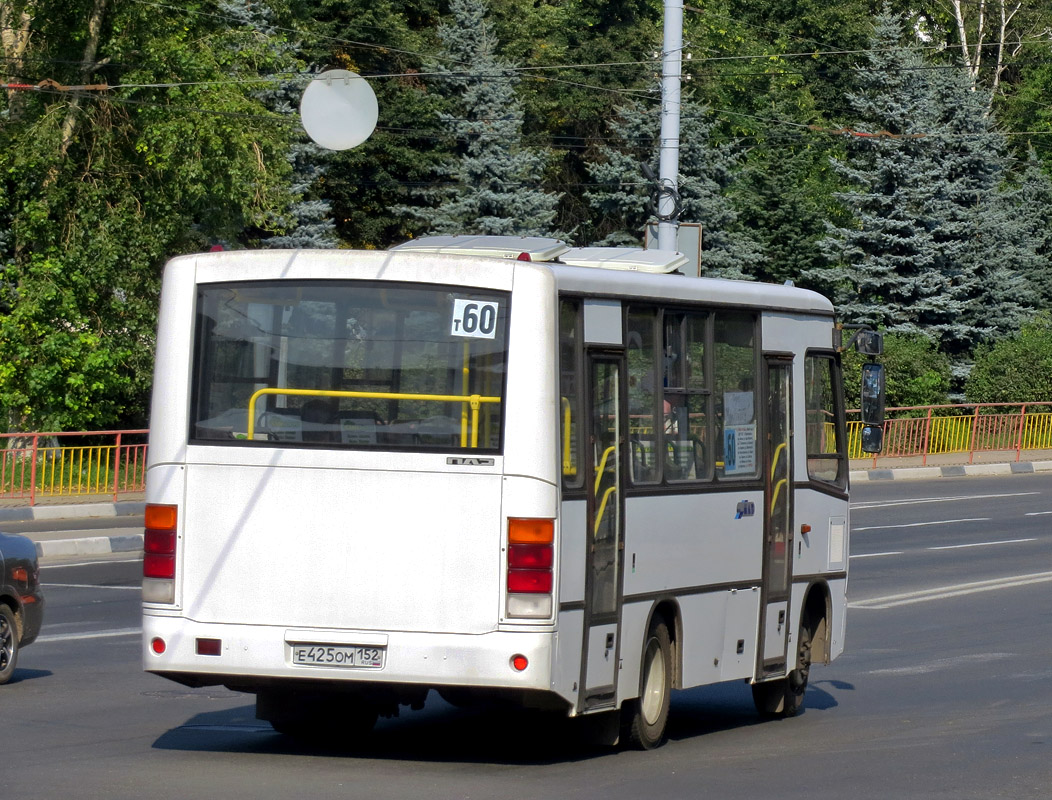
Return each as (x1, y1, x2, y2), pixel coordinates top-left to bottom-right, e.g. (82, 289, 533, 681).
(811, 9, 1031, 365)
(217, 1, 338, 249)
(1003, 146, 1052, 312)
(584, 94, 764, 279)
(395, 0, 561, 237)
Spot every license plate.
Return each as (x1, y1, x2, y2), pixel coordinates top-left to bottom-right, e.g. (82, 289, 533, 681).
(291, 643, 385, 669)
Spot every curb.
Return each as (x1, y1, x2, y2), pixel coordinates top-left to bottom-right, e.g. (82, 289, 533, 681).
(0, 500, 145, 523)
(850, 459, 1052, 482)
(36, 533, 144, 560)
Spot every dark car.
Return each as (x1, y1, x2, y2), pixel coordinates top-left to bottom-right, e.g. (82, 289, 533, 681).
(0, 531, 44, 684)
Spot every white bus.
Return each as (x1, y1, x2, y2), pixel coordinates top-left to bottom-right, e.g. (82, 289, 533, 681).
(142, 245, 878, 748)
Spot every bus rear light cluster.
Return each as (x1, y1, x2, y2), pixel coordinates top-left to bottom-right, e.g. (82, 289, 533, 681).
(506, 518, 554, 619)
(143, 503, 178, 604)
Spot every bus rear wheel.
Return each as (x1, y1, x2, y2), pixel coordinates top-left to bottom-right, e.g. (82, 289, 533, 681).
(621, 618, 671, 749)
(752, 616, 813, 718)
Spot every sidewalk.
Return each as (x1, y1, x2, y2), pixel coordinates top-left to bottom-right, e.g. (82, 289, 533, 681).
(6, 452, 1052, 561)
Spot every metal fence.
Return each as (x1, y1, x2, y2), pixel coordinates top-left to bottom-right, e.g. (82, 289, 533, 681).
(847, 403, 1052, 465)
(4, 406, 1051, 504)
(0, 430, 149, 505)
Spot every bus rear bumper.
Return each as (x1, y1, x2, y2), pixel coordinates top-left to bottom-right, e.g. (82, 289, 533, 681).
(142, 614, 559, 697)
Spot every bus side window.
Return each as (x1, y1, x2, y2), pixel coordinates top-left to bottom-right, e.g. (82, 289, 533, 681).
(662, 311, 711, 482)
(626, 307, 660, 484)
(713, 313, 758, 480)
(559, 299, 584, 489)
(804, 353, 846, 487)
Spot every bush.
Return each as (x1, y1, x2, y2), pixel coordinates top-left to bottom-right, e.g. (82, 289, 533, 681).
(843, 332, 951, 410)
(966, 316, 1052, 404)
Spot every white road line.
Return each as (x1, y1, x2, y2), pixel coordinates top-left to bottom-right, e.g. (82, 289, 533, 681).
(927, 538, 1035, 551)
(43, 558, 142, 568)
(36, 627, 142, 643)
(854, 517, 990, 531)
(852, 492, 1040, 510)
(850, 551, 904, 559)
(1024, 511, 1052, 516)
(42, 583, 141, 591)
(850, 571, 1052, 610)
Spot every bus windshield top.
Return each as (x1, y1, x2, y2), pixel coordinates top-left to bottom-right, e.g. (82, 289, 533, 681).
(190, 280, 509, 452)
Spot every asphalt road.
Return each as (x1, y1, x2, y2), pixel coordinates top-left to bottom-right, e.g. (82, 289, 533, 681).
(2, 474, 1050, 799)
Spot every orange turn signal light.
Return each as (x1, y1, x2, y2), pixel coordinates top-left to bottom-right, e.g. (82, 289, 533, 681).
(508, 518, 554, 545)
(145, 503, 177, 530)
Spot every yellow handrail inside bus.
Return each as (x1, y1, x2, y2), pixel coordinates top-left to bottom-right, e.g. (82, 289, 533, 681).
(561, 397, 576, 476)
(594, 444, 617, 495)
(461, 341, 471, 446)
(769, 441, 788, 514)
(770, 441, 787, 481)
(770, 478, 787, 515)
(246, 387, 500, 447)
(594, 485, 617, 537)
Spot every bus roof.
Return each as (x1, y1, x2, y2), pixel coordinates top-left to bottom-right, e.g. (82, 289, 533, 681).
(170, 248, 834, 317)
(547, 262, 835, 316)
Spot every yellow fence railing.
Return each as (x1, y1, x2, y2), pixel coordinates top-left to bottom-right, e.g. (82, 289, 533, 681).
(847, 403, 1052, 464)
(1, 430, 149, 506)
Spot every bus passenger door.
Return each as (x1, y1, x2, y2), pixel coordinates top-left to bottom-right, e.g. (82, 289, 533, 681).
(758, 357, 794, 677)
(580, 354, 624, 709)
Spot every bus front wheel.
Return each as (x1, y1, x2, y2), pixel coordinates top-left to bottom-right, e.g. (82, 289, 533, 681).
(621, 618, 672, 749)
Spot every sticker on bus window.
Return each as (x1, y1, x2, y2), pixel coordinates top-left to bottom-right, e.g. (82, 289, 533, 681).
(451, 299, 500, 339)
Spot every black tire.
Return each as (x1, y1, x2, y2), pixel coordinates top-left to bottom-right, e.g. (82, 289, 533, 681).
(621, 618, 672, 749)
(752, 616, 813, 719)
(0, 604, 18, 685)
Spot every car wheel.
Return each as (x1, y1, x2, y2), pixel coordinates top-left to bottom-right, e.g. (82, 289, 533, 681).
(0, 604, 18, 685)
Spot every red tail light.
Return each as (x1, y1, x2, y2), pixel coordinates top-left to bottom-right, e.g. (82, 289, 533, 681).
(506, 518, 554, 618)
(143, 504, 178, 599)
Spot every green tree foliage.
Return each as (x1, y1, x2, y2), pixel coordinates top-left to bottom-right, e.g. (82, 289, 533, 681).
(966, 316, 1052, 404)
(811, 10, 1031, 367)
(394, 0, 561, 237)
(0, 1, 296, 431)
(585, 93, 763, 278)
(843, 332, 951, 409)
(292, 0, 449, 248)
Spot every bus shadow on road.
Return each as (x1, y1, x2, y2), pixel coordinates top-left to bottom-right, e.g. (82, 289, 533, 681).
(152, 680, 850, 763)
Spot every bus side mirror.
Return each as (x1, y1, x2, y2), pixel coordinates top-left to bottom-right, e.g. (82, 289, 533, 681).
(855, 330, 883, 356)
(860, 362, 885, 454)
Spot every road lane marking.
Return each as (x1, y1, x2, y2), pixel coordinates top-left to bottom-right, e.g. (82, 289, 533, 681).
(42, 583, 141, 590)
(868, 653, 1014, 676)
(1024, 511, 1052, 516)
(36, 627, 141, 643)
(927, 538, 1035, 551)
(854, 517, 990, 531)
(850, 571, 1052, 609)
(850, 551, 904, 559)
(852, 492, 1039, 510)
(43, 558, 142, 569)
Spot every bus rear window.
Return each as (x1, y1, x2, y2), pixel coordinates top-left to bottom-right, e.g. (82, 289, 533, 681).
(191, 281, 509, 452)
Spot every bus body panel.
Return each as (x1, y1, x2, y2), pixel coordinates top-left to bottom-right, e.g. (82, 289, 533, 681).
(622, 492, 764, 596)
(143, 615, 559, 693)
(178, 462, 504, 633)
